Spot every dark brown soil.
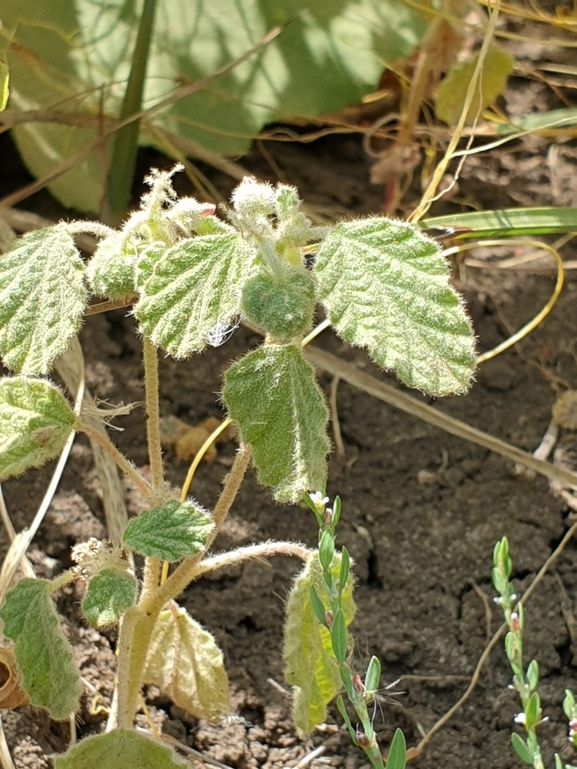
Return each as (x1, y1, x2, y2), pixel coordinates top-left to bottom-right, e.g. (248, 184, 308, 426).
(1, 48, 577, 769)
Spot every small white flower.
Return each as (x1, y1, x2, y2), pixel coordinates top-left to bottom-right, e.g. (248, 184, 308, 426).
(514, 712, 526, 725)
(493, 597, 504, 606)
(309, 492, 329, 513)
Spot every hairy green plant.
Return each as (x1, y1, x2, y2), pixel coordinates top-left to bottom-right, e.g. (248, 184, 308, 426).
(493, 538, 577, 769)
(0, 167, 475, 767)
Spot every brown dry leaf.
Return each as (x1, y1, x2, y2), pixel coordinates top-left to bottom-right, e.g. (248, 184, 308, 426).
(0, 647, 28, 709)
(553, 391, 577, 430)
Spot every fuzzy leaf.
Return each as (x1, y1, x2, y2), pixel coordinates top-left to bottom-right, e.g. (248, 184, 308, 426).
(435, 44, 514, 125)
(86, 233, 138, 300)
(143, 604, 230, 720)
(0, 579, 82, 719)
(284, 552, 355, 734)
(82, 568, 137, 628)
(0, 225, 86, 375)
(0, 377, 76, 480)
(123, 499, 213, 562)
(315, 217, 476, 396)
(54, 729, 188, 769)
(134, 231, 256, 356)
(223, 344, 329, 502)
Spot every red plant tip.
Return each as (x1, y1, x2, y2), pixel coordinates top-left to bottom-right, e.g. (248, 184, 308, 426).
(355, 729, 370, 748)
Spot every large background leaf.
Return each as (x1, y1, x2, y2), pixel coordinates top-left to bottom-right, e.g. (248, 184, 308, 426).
(1, 0, 427, 211)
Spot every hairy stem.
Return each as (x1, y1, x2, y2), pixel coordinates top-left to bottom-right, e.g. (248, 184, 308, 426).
(142, 336, 164, 489)
(76, 421, 151, 497)
(196, 541, 311, 578)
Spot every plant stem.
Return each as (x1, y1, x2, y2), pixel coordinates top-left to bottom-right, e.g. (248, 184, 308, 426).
(142, 336, 164, 489)
(196, 541, 311, 577)
(76, 421, 151, 497)
(113, 444, 252, 727)
(155, 444, 253, 606)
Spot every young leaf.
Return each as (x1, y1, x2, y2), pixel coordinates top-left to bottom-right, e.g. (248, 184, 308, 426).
(81, 568, 137, 628)
(0, 377, 76, 481)
(364, 655, 381, 695)
(86, 233, 137, 300)
(123, 499, 213, 562)
(54, 729, 188, 769)
(0, 60, 8, 112)
(0, 225, 86, 375)
(0, 579, 82, 719)
(385, 728, 407, 769)
(336, 694, 357, 742)
(511, 733, 534, 766)
(318, 529, 335, 572)
(309, 586, 327, 626)
(143, 604, 230, 720)
(134, 230, 256, 356)
(284, 552, 355, 734)
(330, 608, 347, 664)
(525, 691, 541, 729)
(314, 218, 476, 396)
(223, 344, 330, 502)
(526, 659, 539, 692)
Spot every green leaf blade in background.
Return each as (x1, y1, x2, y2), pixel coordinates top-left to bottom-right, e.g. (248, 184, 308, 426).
(123, 499, 213, 562)
(134, 231, 256, 356)
(54, 730, 188, 769)
(143, 604, 230, 721)
(0, 377, 76, 480)
(222, 344, 330, 503)
(283, 552, 355, 734)
(314, 217, 476, 396)
(0, 579, 82, 720)
(0, 225, 86, 375)
(2, 0, 427, 212)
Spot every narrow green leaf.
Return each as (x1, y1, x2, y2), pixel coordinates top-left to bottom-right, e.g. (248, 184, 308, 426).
(336, 695, 357, 743)
(54, 729, 188, 769)
(82, 568, 137, 628)
(511, 733, 534, 766)
(0, 225, 86, 374)
(435, 44, 513, 125)
(563, 688, 576, 720)
(315, 218, 476, 396)
(309, 586, 327, 626)
(318, 530, 335, 572)
(526, 659, 539, 692)
(525, 691, 541, 729)
(364, 655, 381, 695)
(332, 496, 342, 527)
(143, 604, 230, 720)
(422, 207, 577, 239)
(223, 344, 330, 502)
(123, 499, 213, 562)
(107, 0, 158, 217)
(331, 609, 347, 664)
(134, 230, 256, 356)
(385, 728, 407, 769)
(338, 547, 350, 595)
(0, 377, 75, 481)
(284, 552, 355, 734)
(0, 60, 8, 112)
(0, 579, 81, 719)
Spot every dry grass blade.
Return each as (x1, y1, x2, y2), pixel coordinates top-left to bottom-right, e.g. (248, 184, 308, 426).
(305, 345, 577, 489)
